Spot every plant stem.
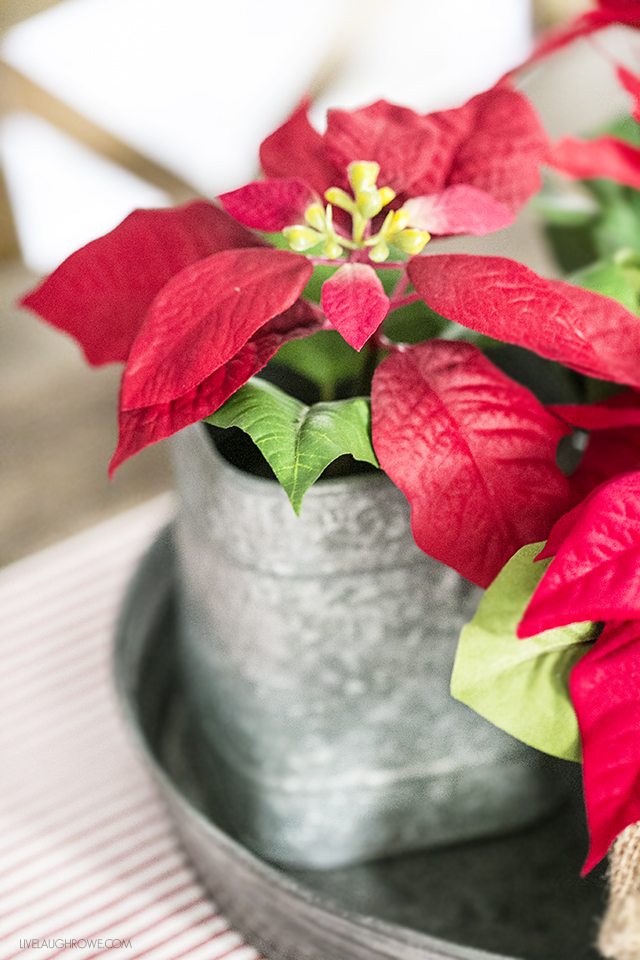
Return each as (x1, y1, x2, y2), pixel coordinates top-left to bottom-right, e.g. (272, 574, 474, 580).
(390, 272, 410, 304)
(374, 330, 411, 353)
(389, 293, 420, 311)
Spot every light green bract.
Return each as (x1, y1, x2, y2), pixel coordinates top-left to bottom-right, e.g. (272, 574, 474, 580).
(206, 378, 379, 514)
(451, 542, 595, 762)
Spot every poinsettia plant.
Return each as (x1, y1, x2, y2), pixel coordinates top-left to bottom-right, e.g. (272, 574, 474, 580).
(20, 6, 640, 878)
(22, 82, 640, 586)
(452, 2, 640, 880)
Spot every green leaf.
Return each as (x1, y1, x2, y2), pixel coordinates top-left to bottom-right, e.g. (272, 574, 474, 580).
(206, 378, 379, 513)
(262, 231, 294, 250)
(379, 269, 403, 296)
(600, 114, 640, 148)
(592, 198, 640, 258)
(544, 221, 601, 273)
(451, 542, 596, 762)
(384, 299, 450, 343)
(303, 264, 340, 302)
(273, 330, 367, 398)
(570, 257, 640, 315)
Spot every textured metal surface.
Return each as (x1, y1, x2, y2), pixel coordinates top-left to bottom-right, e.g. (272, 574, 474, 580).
(113, 528, 603, 960)
(171, 424, 563, 869)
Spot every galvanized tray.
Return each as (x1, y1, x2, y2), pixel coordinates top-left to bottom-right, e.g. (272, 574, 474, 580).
(114, 526, 605, 960)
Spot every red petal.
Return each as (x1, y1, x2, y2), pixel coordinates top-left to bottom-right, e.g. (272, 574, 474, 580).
(410, 86, 549, 212)
(20, 202, 259, 366)
(320, 263, 389, 351)
(549, 136, 640, 191)
(523, 10, 613, 66)
(536, 497, 591, 562)
(444, 86, 549, 212)
(570, 620, 640, 874)
(371, 340, 571, 588)
(617, 65, 640, 122)
(550, 392, 640, 432)
(259, 97, 341, 195)
(599, 0, 640, 22)
(404, 186, 514, 237)
(519, 472, 640, 635)
(121, 247, 312, 410)
(408, 254, 640, 389)
(219, 178, 317, 231)
(110, 301, 320, 473)
(407, 103, 476, 196)
(546, 277, 640, 387)
(324, 100, 439, 194)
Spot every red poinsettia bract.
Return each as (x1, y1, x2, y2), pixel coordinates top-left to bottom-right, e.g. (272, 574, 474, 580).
(520, 473, 640, 634)
(516, 470, 640, 872)
(372, 341, 572, 587)
(618, 64, 640, 122)
(525, 1, 640, 64)
(407, 255, 640, 389)
(570, 619, 640, 874)
(21, 204, 320, 472)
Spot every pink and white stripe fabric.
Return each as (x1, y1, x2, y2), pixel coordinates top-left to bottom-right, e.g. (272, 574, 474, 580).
(0, 497, 262, 960)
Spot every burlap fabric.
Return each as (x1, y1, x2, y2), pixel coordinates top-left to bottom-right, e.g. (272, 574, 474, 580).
(599, 824, 640, 959)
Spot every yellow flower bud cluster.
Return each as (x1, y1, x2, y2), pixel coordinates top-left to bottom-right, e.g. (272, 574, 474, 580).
(283, 160, 430, 263)
(283, 203, 344, 259)
(326, 161, 397, 243)
(366, 209, 430, 263)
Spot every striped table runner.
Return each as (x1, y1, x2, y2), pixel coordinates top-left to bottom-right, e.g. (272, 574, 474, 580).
(0, 497, 262, 960)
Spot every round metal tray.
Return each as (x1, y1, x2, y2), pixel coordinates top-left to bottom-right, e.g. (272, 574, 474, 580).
(114, 526, 605, 960)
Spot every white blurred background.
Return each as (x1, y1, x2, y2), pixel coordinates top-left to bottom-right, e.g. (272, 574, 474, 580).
(2, 0, 534, 272)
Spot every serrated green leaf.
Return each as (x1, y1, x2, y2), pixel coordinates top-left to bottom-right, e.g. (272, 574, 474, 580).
(570, 257, 640, 314)
(451, 542, 595, 762)
(206, 379, 379, 513)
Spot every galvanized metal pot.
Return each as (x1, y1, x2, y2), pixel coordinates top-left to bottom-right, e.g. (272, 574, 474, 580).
(171, 422, 561, 870)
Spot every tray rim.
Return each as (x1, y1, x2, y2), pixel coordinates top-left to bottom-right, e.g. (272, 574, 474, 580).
(112, 522, 530, 960)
